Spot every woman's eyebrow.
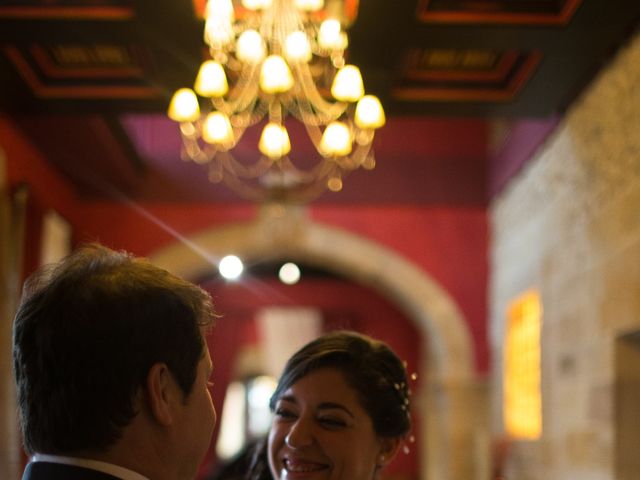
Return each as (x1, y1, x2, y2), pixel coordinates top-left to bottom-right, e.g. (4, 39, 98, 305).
(278, 394, 298, 405)
(317, 402, 355, 418)
(276, 397, 355, 418)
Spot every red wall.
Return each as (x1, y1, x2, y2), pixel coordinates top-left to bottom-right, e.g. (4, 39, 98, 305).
(2, 116, 488, 478)
(67, 201, 487, 370)
(53, 197, 487, 374)
(1, 116, 77, 217)
(2, 115, 488, 372)
(2, 114, 487, 373)
(311, 206, 488, 372)
(1, 115, 81, 276)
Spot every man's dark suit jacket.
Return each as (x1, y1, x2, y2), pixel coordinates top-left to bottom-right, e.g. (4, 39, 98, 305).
(22, 462, 122, 480)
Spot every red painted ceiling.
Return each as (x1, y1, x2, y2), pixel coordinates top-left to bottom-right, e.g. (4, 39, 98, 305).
(1, 0, 638, 205)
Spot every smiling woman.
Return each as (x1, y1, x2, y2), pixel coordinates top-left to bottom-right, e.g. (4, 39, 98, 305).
(267, 331, 412, 480)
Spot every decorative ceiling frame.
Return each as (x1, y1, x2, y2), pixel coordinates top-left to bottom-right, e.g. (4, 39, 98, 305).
(392, 48, 542, 102)
(0, 1, 159, 100)
(3, 44, 160, 99)
(0, 0, 133, 20)
(416, 0, 583, 25)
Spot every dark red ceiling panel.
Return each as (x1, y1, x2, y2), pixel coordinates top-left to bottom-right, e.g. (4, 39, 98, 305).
(416, 0, 582, 24)
(0, 0, 133, 20)
(3, 44, 160, 99)
(392, 48, 541, 102)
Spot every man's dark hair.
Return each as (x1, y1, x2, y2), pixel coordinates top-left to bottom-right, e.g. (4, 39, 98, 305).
(13, 243, 214, 455)
(270, 330, 411, 438)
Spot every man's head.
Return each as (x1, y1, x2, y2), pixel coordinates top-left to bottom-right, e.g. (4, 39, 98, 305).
(12, 243, 215, 462)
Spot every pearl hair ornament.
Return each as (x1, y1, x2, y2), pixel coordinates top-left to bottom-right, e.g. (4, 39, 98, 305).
(395, 363, 418, 455)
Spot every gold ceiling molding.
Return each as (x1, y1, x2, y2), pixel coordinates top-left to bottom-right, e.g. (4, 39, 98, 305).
(4, 44, 159, 99)
(393, 48, 542, 102)
(416, 0, 583, 25)
(0, 0, 133, 20)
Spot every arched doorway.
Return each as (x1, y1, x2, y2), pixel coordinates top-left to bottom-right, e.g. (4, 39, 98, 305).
(150, 204, 481, 480)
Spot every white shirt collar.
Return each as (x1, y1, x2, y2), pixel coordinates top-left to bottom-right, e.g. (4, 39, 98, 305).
(31, 454, 149, 480)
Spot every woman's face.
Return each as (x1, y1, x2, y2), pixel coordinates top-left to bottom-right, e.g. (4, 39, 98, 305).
(268, 367, 394, 480)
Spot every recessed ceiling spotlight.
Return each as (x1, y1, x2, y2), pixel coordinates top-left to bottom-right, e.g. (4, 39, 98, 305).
(219, 255, 244, 280)
(278, 262, 301, 285)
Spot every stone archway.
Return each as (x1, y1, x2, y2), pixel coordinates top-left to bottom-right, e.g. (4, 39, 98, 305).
(150, 204, 480, 480)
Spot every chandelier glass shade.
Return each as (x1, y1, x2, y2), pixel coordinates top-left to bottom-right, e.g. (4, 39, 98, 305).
(168, 0, 385, 202)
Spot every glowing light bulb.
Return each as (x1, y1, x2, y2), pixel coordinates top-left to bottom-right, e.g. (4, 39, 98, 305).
(203, 112, 233, 144)
(242, 0, 272, 10)
(318, 19, 342, 50)
(331, 65, 364, 102)
(259, 123, 291, 159)
(219, 255, 243, 280)
(168, 88, 200, 122)
(260, 55, 294, 93)
(355, 95, 385, 129)
(285, 31, 312, 63)
(278, 262, 301, 284)
(320, 121, 352, 156)
(205, 0, 234, 21)
(294, 0, 324, 12)
(236, 30, 266, 63)
(204, 17, 234, 47)
(195, 61, 228, 97)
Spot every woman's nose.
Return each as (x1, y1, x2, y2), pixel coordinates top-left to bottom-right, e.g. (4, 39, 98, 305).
(285, 418, 314, 448)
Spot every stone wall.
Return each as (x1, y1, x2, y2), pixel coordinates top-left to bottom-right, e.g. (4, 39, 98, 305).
(490, 29, 640, 480)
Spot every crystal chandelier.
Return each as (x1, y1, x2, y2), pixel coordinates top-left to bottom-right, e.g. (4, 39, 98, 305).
(168, 0, 385, 202)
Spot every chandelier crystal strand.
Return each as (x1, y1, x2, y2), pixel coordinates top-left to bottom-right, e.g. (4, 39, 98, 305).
(168, 0, 385, 202)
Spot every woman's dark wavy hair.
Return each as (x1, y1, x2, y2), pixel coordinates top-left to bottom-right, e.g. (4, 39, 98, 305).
(12, 243, 214, 455)
(269, 330, 411, 438)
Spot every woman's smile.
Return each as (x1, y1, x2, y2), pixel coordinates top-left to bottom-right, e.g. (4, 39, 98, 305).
(282, 455, 329, 475)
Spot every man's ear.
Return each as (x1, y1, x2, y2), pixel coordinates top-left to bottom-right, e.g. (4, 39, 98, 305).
(376, 436, 403, 468)
(145, 363, 175, 427)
